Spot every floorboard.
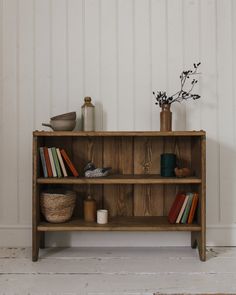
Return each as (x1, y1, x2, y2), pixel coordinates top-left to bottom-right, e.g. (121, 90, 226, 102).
(0, 247, 236, 294)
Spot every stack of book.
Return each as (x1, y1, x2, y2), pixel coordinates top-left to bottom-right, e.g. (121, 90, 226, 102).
(168, 192, 199, 224)
(39, 147, 79, 178)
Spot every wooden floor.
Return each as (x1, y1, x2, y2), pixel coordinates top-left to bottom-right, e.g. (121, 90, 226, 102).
(0, 247, 236, 294)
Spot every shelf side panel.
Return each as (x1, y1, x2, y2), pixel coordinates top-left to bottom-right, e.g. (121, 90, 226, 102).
(133, 137, 164, 216)
(103, 137, 133, 217)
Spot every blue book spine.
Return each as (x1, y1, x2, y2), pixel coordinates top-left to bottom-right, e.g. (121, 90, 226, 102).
(39, 147, 48, 177)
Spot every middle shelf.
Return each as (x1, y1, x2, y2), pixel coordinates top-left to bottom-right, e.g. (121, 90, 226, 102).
(37, 216, 201, 232)
(37, 174, 202, 185)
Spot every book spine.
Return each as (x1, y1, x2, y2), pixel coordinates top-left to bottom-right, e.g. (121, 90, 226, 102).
(43, 147, 53, 177)
(39, 147, 48, 177)
(48, 148, 57, 177)
(52, 147, 62, 178)
(176, 195, 189, 223)
(168, 193, 186, 224)
(60, 149, 79, 177)
(181, 193, 193, 224)
(188, 193, 199, 224)
(56, 148, 68, 177)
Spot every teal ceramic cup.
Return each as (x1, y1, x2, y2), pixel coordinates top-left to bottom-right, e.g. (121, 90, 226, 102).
(160, 153, 176, 177)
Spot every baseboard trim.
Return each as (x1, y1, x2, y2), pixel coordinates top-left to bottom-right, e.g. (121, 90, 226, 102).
(0, 224, 236, 247)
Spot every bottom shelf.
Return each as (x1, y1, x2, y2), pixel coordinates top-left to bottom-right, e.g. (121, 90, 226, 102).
(37, 216, 201, 232)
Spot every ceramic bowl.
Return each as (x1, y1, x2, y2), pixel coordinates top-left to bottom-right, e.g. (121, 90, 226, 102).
(42, 119, 76, 131)
(51, 112, 76, 121)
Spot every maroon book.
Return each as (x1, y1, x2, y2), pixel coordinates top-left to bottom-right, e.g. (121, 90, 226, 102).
(168, 193, 186, 224)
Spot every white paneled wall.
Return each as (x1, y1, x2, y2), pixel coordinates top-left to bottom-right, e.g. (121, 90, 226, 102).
(0, 0, 236, 246)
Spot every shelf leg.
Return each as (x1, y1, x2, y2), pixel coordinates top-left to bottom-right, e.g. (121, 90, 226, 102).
(39, 232, 45, 249)
(197, 230, 206, 262)
(191, 231, 206, 261)
(32, 229, 40, 262)
(191, 232, 197, 249)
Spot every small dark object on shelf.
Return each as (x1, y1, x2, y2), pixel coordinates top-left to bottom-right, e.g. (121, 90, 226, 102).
(84, 162, 112, 178)
(174, 167, 193, 178)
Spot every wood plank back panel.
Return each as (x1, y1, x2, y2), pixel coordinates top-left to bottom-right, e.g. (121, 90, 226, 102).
(72, 137, 103, 217)
(191, 137, 201, 177)
(134, 137, 164, 216)
(163, 137, 196, 214)
(103, 137, 133, 217)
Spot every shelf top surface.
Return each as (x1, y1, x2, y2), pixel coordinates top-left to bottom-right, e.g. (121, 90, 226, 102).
(33, 130, 206, 137)
(37, 216, 201, 232)
(37, 174, 202, 184)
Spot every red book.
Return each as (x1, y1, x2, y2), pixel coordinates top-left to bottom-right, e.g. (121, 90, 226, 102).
(60, 149, 79, 177)
(187, 193, 199, 224)
(168, 193, 186, 224)
(43, 147, 53, 177)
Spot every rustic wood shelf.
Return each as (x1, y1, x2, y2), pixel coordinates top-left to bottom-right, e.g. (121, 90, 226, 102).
(37, 175, 202, 185)
(33, 130, 205, 137)
(38, 216, 201, 232)
(32, 130, 206, 262)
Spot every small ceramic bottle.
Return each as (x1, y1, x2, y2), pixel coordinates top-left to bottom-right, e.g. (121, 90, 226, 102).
(81, 97, 95, 131)
(83, 195, 96, 222)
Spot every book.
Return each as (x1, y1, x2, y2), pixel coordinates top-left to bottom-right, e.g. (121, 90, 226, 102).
(39, 147, 48, 177)
(52, 147, 62, 178)
(60, 149, 79, 177)
(168, 193, 186, 224)
(176, 194, 189, 223)
(188, 193, 199, 224)
(48, 148, 57, 177)
(181, 193, 194, 223)
(56, 148, 68, 177)
(43, 147, 53, 177)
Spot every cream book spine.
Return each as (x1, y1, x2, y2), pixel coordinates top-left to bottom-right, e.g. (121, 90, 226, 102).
(176, 194, 189, 223)
(56, 148, 68, 177)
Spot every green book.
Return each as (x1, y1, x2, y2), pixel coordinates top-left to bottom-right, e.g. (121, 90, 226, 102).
(181, 193, 193, 224)
(52, 147, 62, 178)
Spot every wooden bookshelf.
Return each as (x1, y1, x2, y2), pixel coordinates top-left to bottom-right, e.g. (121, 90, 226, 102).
(32, 131, 206, 261)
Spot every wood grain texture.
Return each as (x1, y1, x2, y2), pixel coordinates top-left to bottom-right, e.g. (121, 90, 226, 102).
(37, 175, 202, 185)
(37, 216, 201, 232)
(33, 131, 205, 260)
(72, 137, 103, 216)
(134, 137, 163, 216)
(103, 137, 133, 217)
(33, 131, 206, 137)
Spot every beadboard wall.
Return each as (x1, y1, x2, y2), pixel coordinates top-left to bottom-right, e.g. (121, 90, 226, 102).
(0, 0, 236, 247)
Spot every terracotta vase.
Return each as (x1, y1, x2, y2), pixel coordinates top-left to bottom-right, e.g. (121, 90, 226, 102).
(160, 104, 172, 131)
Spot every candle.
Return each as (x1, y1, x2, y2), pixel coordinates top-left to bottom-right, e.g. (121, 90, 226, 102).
(97, 209, 108, 224)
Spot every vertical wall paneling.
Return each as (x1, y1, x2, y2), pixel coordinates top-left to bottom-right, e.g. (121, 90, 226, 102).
(0, 0, 18, 224)
(1, 0, 236, 245)
(18, 0, 34, 224)
(232, 0, 236, 222)
(101, 0, 117, 130)
(84, 0, 102, 130)
(0, 0, 3, 223)
(217, 0, 235, 223)
(150, 0, 167, 131)
(117, 0, 134, 130)
(51, 0, 67, 115)
(134, 0, 151, 131)
(183, 0, 201, 130)
(200, 0, 219, 224)
(67, 0, 84, 122)
(167, 0, 184, 131)
(34, 0, 50, 129)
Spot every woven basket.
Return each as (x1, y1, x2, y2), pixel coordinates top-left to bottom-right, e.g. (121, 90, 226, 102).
(40, 191, 76, 223)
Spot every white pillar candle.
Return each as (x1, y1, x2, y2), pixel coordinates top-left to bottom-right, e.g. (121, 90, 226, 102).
(97, 209, 108, 224)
